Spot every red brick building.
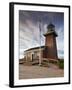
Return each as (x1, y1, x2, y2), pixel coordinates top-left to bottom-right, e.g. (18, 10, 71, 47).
(43, 23, 58, 60)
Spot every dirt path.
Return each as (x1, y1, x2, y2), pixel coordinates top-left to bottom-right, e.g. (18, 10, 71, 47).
(19, 64, 64, 79)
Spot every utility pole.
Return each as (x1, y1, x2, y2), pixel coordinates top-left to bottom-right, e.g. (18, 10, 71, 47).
(39, 20, 42, 66)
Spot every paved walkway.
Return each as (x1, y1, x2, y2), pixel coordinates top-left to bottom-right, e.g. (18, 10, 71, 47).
(19, 64, 64, 79)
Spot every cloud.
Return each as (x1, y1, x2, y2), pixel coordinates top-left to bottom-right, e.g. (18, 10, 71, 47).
(58, 50, 64, 59)
(56, 27, 64, 51)
(19, 11, 64, 59)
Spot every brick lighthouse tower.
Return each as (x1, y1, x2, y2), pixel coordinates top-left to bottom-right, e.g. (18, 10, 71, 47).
(44, 23, 58, 60)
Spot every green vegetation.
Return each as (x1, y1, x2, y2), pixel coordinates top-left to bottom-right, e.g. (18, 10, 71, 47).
(48, 60, 58, 65)
(58, 59, 64, 69)
(43, 58, 64, 69)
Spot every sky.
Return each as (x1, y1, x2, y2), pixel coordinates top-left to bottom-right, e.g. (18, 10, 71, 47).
(19, 10, 64, 59)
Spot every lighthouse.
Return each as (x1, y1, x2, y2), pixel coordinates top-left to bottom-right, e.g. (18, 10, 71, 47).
(44, 23, 58, 60)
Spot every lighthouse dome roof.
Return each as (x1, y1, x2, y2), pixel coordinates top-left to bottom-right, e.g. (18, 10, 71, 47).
(47, 23, 55, 29)
(47, 23, 55, 32)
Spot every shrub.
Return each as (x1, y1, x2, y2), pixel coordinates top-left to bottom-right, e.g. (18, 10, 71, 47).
(58, 59, 64, 69)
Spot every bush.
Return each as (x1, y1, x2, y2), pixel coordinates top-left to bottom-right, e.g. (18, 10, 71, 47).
(49, 60, 57, 64)
(58, 59, 64, 69)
